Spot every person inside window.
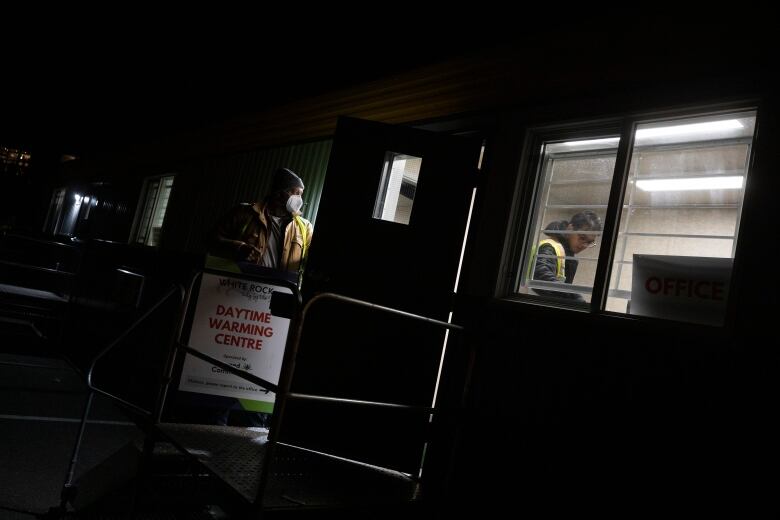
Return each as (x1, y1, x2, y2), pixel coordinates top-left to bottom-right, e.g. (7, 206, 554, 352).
(531, 210, 602, 302)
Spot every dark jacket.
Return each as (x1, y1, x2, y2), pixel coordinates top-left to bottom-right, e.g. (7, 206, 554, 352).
(209, 202, 312, 273)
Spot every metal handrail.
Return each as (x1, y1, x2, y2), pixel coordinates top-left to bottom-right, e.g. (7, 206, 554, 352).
(286, 392, 435, 413)
(58, 282, 186, 512)
(270, 292, 466, 430)
(257, 291, 468, 507)
(0, 259, 80, 276)
(301, 293, 465, 332)
(140, 276, 468, 509)
(86, 284, 185, 417)
(1, 232, 82, 251)
(269, 292, 465, 440)
(0, 316, 45, 338)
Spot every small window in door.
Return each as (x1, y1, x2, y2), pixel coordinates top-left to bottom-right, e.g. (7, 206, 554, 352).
(373, 151, 422, 225)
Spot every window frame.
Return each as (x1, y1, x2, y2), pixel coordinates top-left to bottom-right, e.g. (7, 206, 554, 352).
(501, 101, 760, 326)
(130, 173, 176, 247)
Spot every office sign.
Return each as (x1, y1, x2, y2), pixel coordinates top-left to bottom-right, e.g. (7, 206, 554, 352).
(178, 272, 291, 409)
(631, 255, 732, 326)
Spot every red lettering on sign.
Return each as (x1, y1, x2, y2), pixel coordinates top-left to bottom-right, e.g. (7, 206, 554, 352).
(646, 277, 662, 294)
(644, 277, 726, 300)
(214, 333, 264, 350)
(711, 282, 724, 301)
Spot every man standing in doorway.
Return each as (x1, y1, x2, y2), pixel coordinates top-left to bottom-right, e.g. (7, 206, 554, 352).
(198, 167, 313, 428)
(210, 167, 313, 280)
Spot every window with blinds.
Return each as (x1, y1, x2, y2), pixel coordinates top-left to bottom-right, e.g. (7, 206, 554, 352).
(513, 107, 757, 325)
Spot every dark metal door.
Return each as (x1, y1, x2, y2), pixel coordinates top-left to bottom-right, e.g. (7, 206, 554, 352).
(305, 116, 480, 314)
(286, 116, 481, 474)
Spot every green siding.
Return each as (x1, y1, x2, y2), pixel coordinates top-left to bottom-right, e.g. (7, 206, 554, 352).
(162, 139, 332, 253)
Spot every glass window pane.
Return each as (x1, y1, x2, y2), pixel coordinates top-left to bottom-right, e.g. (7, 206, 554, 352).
(148, 175, 175, 246)
(136, 180, 159, 245)
(517, 136, 619, 304)
(133, 174, 175, 246)
(606, 111, 756, 325)
(373, 151, 422, 225)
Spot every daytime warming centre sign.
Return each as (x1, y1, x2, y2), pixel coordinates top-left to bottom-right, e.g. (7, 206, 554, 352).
(178, 272, 291, 407)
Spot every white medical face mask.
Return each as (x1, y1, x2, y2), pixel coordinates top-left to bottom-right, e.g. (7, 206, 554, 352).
(286, 194, 303, 214)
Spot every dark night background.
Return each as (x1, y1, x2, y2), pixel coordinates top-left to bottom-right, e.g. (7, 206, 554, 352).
(4, 11, 762, 157)
(3, 23, 507, 157)
(1, 18, 514, 235)
(2, 12, 778, 517)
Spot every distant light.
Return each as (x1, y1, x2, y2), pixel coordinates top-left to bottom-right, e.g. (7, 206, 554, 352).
(73, 194, 83, 204)
(83, 197, 90, 203)
(637, 176, 744, 191)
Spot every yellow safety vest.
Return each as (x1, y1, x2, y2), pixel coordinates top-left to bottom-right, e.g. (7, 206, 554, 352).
(528, 238, 566, 282)
(293, 214, 309, 261)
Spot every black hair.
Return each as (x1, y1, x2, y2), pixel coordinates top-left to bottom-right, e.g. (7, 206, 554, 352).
(570, 210, 602, 232)
(543, 210, 602, 241)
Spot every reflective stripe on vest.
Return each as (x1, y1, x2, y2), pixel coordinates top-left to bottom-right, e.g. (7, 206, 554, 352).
(293, 215, 309, 260)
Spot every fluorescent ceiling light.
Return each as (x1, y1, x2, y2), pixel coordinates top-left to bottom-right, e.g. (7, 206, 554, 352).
(636, 119, 743, 139)
(560, 119, 744, 148)
(636, 176, 744, 191)
(562, 137, 619, 147)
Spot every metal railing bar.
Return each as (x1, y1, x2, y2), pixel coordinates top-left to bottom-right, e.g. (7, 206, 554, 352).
(302, 293, 464, 332)
(154, 272, 203, 424)
(258, 290, 459, 506)
(86, 285, 184, 416)
(0, 316, 45, 338)
(87, 285, 182, 388)
(60, 392, 94, 508)
(286, 392, 435, 413)
(0, 259, 79, 276)
(175, 271, 202, 345)
(1, 233, 81, 251)
(275, 442, 416, 481)
(86, 388, 152, 417)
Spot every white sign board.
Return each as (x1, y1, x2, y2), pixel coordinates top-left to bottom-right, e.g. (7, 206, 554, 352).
(631, 255, 732, 326)
(178, 272, 291, 410)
